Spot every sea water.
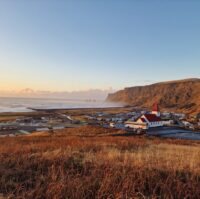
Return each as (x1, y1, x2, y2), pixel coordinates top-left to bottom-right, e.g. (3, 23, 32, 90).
(0, 97, 121, 113)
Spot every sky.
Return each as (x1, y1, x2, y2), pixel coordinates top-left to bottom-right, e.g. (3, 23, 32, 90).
(0, 0, 200, 94)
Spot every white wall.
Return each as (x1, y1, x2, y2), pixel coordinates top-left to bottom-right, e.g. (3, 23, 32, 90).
(125, 122, 148, 130)
(148, 121, 163, 128)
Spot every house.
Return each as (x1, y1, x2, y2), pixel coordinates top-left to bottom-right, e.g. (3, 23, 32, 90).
(125, 119, 148, 130)
(173, 113, 186, 120)
(125, 103, 163, 130)
(142, 114, 163, 127)
(110, 122, 115, 128)
(162, 119, 174, 126)
(125, 114, 163, 129)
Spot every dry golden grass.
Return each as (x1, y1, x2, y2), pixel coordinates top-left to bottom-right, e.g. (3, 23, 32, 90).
(0, 126, 200, 199)
(0, 116, 20, 122)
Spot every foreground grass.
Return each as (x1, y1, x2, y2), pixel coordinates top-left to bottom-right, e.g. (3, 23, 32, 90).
(0, 126, 200, 199)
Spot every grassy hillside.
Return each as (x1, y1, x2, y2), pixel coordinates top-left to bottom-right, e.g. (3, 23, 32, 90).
(107, 78, 200, 115)
(0, 126, 200, 198)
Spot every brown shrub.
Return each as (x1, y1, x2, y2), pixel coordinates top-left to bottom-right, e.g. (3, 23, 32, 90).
(0, 126, 200, 199)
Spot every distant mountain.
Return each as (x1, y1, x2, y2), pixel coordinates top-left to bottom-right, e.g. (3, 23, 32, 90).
(0, 88, 115, 100)
(20, 88, 35, 94)
(106, 78, 200, 114)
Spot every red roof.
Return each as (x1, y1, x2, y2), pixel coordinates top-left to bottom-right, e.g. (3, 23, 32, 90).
(140, 118, 146, 122)
(144, 114, 161, 122)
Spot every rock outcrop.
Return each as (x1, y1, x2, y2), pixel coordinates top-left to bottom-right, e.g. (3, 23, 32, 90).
(106, 78, 200, 114)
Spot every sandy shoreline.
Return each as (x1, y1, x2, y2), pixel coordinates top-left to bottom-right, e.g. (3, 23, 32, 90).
(0, 106, 135, 122)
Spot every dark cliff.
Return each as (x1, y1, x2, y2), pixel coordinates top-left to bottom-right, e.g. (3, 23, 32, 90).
(107, 78, 200, 114)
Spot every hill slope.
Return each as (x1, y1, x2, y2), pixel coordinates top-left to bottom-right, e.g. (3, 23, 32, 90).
(106, 78, 200, 114)
(1, 127, 200, 198)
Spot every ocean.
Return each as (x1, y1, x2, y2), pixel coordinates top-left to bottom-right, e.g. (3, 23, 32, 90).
(0, 97, 121, 113)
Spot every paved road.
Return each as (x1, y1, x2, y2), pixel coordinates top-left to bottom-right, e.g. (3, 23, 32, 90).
(148, 127, 200, 140)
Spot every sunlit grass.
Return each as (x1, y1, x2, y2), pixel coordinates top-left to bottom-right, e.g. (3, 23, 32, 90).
(0, 126, 200, 198)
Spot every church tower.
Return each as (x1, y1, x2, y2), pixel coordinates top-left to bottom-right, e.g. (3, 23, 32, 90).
(151, 102, 160, 117)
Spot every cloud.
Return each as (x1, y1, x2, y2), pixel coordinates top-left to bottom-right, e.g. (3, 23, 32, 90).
(0, 88, 115, 100)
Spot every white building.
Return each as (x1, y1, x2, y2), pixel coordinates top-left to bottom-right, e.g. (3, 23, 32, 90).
(125, 103, 167, 130)
(125, 114, 163, 130)
(162, 120, 174, 126)
(125, 120, 148, 130)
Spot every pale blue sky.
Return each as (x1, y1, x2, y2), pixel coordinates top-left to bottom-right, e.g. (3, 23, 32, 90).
(0, 0, 200, 91)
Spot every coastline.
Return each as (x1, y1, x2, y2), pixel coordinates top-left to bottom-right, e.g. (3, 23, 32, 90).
(0, 96, 125, 114)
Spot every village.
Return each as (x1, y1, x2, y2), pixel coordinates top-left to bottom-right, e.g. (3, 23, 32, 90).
(0, 103, 200, 139)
